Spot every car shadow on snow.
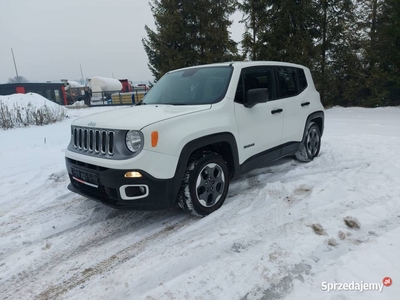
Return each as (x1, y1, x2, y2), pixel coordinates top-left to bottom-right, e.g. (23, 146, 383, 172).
(228, 157, 298, 198)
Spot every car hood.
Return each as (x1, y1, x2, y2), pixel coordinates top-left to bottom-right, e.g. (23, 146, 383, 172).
(72, 104, 211, 130)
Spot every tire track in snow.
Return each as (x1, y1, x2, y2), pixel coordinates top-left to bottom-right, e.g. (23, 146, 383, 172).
(0, 171, 77, 237)
(34, 217, 196, 300)
(1, 205, 192, 300)
(0, 197, 85, 237)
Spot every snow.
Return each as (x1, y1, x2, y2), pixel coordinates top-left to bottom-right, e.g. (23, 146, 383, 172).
(89, 76, 122, 92)
(68, 100, 86, 107)
(0, 101, 399, 300)
(0, 92, 62, 110)
(65, 81, 83, 89)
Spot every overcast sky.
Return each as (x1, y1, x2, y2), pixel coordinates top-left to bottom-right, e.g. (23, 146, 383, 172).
(0, 0, 244, 84)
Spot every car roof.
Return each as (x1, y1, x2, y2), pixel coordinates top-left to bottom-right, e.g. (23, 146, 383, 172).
(168, 61, 308, 73)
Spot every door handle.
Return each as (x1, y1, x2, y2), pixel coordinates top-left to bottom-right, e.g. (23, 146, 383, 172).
(301, 102, 310, 107)
(271, 109, 283, 114)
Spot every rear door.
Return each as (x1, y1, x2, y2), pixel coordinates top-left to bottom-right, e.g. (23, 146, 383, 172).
(276, 66, 311, 144)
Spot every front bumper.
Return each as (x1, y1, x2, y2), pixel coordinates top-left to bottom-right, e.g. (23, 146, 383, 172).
(66, 158, 178, 210)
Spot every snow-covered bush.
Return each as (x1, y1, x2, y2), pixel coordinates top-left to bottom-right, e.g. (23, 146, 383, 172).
(0, 94, 67, 129)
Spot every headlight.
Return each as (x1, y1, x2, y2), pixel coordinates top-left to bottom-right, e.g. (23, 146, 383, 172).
(125, 130, 143, 153)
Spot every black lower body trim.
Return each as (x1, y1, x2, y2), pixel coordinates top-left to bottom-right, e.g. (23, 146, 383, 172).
(240, 142, 301, 175)
(66, 158, 177, 210)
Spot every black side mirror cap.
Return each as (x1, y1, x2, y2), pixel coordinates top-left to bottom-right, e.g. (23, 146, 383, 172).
(244, 88, 269, 108)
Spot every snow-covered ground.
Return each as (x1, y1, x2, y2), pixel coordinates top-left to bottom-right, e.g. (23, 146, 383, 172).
(0, 96, 399, 300)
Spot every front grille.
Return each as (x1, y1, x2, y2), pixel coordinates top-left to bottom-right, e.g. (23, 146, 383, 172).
(72, 127, 115, 156)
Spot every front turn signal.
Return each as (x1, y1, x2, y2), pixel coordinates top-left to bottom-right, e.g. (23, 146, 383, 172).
(151, 131, 158, 147)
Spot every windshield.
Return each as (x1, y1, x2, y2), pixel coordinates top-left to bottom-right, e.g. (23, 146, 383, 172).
(143, 66, 232, 105)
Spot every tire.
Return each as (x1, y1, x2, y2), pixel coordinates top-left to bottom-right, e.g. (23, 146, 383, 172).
(178, 151, 230, 217)
(295, 122, 321, 162)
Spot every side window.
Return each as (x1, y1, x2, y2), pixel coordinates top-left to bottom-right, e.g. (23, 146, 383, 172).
(297, 68, 308, 92)
(276, 67, 299, 98)
(234, 66, 276, 104)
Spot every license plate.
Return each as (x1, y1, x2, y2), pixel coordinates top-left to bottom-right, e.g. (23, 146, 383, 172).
(71, 167, 99, 188)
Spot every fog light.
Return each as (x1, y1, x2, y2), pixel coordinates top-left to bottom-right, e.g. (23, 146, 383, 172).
(124, 171, 142, 178)
(120, 184, 149, 200)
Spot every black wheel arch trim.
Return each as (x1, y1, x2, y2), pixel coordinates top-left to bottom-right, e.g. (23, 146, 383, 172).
(302, 111, 324, 140)
(171, 132, 240, 204)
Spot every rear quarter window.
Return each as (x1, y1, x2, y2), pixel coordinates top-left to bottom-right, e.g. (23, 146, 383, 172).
(276, 67, 299, 98)
(297, 68, 308, 92)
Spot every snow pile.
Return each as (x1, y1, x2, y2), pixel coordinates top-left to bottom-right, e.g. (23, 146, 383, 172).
(0, 92, 62, 110)
(0, 93, 66, 129)
(67, 100, 86, 108)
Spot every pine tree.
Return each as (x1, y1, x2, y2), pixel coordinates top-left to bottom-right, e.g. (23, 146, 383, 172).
(354, 0, 391, 106)
(375, 0, 400, 105)
(258, 0, 320, 66)
(237, 0, 397, 107)
(143, 0, 239, 81)
(315, 0, 359, 106)
(238, 0, 269, 60)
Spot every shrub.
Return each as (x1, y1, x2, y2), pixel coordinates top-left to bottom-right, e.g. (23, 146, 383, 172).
(0, 101, 67, 129)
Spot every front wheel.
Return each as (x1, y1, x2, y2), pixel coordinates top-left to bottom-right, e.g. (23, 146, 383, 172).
(295, 122, 321, 162)
(178, 151, 230, 217)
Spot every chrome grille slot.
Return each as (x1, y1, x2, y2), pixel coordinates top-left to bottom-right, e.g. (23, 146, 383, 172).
(73, 128, 78, 148)
(83, 129, 88, 150)
(78, 128, 82, 149)
(71, 126, 115, 156)
(95, 130, 100, 153)
(101, 131, 107, 154)
(108, 132, 114, 155)
(89, 130, 94, 151)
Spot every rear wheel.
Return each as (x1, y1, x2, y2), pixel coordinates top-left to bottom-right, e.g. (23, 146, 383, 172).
(178, 151, 229, 217)
(295, 122, 321, 162)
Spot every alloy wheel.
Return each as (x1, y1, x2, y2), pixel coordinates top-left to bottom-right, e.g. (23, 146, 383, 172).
(195, 163, 225, 207)
(306, 127, 320, 157)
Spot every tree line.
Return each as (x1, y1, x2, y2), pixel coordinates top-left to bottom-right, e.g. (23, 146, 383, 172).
(8, 76, 29, 83)
(143, 0, 400, 107)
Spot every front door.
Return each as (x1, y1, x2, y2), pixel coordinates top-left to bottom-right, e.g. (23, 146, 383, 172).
(234, 66, 284, 165)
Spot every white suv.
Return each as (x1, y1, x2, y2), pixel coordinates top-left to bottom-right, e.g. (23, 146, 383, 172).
(65, 61, 324, 216)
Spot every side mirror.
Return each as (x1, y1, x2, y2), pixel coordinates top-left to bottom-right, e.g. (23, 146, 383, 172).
(244, 88, 269, 108)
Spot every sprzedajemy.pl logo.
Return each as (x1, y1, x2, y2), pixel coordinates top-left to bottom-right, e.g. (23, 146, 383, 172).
(321, 277, 392, 293)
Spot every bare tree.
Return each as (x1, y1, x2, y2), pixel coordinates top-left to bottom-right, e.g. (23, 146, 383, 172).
(8, 76, 28, 83)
